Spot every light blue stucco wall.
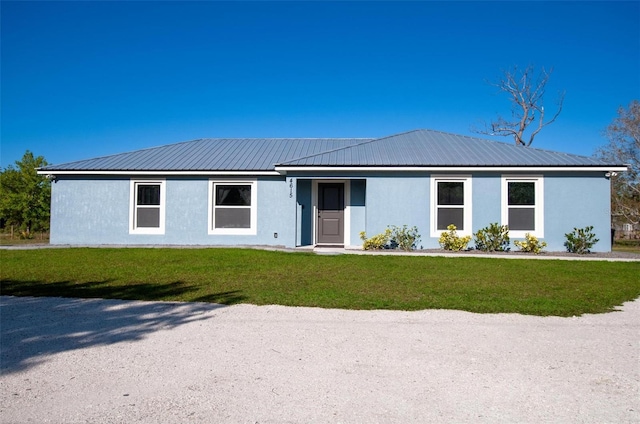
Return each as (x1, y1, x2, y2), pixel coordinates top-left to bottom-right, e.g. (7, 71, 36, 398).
(471, 174, 502, 234)
(364, 175, 431, 247)
(51, 171, 613, 251)
(50, 176, 297, 247)
(359, 172, 611, 251)
(51, 177, 130, 244)
(544, 173, 612, 251)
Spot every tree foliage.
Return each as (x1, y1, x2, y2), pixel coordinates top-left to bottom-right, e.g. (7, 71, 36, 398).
(476, 65, 565, 147)
(596, 100, 640, 226)
(0, 151, 51, 235)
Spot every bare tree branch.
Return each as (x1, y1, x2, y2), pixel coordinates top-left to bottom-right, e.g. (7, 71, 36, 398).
(596, 100, 640, 227)
(474, 65, 565, 147)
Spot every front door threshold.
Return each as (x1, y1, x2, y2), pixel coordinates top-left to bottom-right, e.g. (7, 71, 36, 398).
(315, 244, 344, 248)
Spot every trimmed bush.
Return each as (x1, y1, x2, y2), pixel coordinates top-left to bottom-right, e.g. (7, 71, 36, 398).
(389, 225, 421, 251)
(474, 223, 510, 252)
(439, 224, 471, 251)
(514, 233, 547, 254)
(360, 225, 421, 251)
(564, 226, 600, 254)
(359, 229, 392, 250)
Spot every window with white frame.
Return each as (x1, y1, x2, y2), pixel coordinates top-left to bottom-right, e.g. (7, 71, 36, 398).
(431, 176, 472, 237)
(501, 176, 544, 237)
(208, 180, 257, 235)
(130, 179, 166, 234)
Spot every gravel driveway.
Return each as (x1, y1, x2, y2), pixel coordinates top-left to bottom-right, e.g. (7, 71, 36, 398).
(1, 295, 638, 423)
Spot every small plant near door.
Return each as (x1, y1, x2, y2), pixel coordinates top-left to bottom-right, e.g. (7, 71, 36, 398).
(359, 229, 392, 250)
(360, 225, 421, 251)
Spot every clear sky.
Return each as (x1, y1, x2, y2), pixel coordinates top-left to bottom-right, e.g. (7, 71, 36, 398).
(1, 1, 639, 168)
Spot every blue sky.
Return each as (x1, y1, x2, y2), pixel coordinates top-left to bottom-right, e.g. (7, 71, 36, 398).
(2, 1, 639, 168)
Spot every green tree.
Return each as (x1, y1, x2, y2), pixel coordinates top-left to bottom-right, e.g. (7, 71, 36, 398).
(596, 100, 640, 228)
(0, 151, 51, 237)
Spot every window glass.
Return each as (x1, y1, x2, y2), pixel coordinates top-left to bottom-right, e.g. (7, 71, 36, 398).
(502, 177, 543, 237)
(438, 182, 464, 205)
(137, 185, 160, 205)
(137, 208, 160, 228)
(432, 177, 470, 236)
(508, 182, 535, 205)
(437, 208, 464, 230)
(130, 180, 165, 234)
(215, 208, 251, 229)
(210, 182, 255, 233)
(508, 208, 535, 230)
(216, 185, 251, 206)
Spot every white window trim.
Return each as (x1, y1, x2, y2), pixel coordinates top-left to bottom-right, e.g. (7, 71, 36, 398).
(208, 179, 257, 235)
(430, 175, 472, 237)
(129, 179, 166, 235)
(501, 175, 544, 238)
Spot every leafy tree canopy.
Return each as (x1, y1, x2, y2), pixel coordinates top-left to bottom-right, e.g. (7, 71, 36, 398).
(0, 150, 51, 234)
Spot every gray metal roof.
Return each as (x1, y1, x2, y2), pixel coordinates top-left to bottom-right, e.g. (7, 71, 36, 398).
(276, 129, 615, 167)
(41, 138, 371, 171)
(41, 129, 621, 172)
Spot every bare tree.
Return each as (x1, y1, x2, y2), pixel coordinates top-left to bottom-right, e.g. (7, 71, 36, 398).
(476, 65, 565, 147)
(596, 100, 640, 228)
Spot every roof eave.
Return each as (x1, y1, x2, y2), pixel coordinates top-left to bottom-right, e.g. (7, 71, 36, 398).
(36, 169, 281, 176)
(275, 165, 629, 174)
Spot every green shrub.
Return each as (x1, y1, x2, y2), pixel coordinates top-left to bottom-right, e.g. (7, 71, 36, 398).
(389, 225, 421, 251)
(474, 223, 510, 252)
(360, 229, 392, 250)
(514, 233, 547, 254)
(360, 225, 421, 251)
(439, 224, 471, 251)
(564, 226, 600, 254)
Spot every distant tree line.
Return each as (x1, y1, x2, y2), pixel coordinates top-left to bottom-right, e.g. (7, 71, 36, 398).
(0, 151, 51, 238)
(596, 100, 640, 232)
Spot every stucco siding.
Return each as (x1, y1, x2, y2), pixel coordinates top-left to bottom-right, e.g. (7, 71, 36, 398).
(543, 173, 611, 252)
(50, 171, 614, 252)
(471, 174, 502, 233)
(50, 176, 297, 247)
(365, 175, 431, 248)
(50, 177, 130, 245)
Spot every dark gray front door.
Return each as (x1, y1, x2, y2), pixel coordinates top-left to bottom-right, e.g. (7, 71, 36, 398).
(317, 183, 344, 244)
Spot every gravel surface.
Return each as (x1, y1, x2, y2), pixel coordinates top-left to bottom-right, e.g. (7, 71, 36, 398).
(1, 296, 639, 423)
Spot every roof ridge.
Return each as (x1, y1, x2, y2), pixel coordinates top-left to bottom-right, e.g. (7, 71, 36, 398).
(274, 138, 377, 165)
(275, 129, 453, 165)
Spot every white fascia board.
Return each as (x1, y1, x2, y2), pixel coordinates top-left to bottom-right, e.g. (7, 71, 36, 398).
(275, 165, 629, 174)
(36, 170, 280, 176)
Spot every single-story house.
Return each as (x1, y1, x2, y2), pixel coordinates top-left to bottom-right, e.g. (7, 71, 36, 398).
(38, 129, 627, 252)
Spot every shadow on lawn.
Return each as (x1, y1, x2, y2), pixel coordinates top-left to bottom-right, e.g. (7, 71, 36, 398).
(0, 279, 247, 304)
(0, 282, 246, 374)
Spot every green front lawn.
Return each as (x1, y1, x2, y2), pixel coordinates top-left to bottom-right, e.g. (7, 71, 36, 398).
(1, 248, 638, 316)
